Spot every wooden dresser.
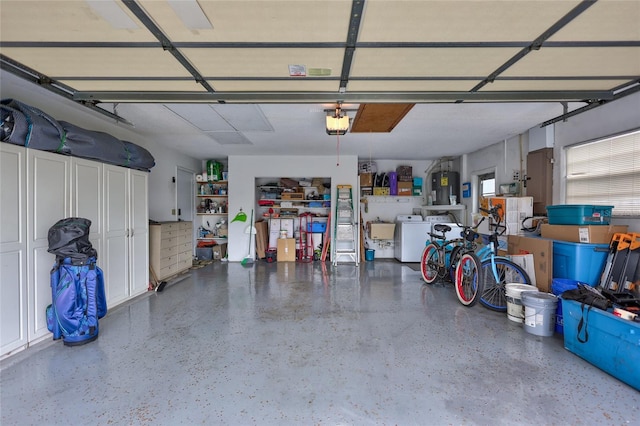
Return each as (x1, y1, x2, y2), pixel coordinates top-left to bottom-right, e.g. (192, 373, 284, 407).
(149, 221, 193, 281)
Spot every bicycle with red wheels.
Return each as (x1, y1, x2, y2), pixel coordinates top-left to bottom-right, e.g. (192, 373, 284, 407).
(420, 223, 484, 307)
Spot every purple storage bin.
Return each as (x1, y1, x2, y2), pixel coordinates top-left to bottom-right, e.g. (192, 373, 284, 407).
(389, 172, 398, 195)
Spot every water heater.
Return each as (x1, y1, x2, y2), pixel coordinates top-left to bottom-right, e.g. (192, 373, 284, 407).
(431, 171, 460, 205)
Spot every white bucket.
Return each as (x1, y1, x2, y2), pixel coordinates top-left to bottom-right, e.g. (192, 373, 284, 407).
(522, 292, 558, 337)
(505, 284, 539, 323)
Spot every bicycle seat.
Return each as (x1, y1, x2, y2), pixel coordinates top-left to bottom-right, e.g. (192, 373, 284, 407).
(433, 224, 452, 233)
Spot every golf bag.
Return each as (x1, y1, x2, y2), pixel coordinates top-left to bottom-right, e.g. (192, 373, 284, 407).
(46, 218, 107, 346)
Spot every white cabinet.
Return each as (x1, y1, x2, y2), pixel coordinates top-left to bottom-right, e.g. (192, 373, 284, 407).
(0, 145, 149, 358)
(70, 157, 103, 268)
(104, 164, 149, 306)
(0, 143, 28, 356)
(27, 149, 70, 343)
(129, 170, 149, 297)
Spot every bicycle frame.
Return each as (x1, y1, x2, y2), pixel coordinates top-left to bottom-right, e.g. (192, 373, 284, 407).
(476, 239, 512, 281)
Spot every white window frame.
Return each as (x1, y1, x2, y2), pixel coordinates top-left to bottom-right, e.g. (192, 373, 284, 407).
(564, 128, 640, 217)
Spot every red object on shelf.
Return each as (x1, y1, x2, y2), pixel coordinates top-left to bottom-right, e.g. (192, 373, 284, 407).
(259, 200, 275, 206)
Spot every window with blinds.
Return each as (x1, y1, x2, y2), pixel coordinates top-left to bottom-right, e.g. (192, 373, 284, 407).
(565, 129, 640, 216)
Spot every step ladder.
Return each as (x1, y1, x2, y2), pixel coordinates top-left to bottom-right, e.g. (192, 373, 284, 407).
(332, 185, 359, 265)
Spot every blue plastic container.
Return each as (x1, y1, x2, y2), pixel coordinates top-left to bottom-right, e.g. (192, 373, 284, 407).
(306, 222, 327, 233)
(562, 298, 640, 391)
(546, 204, 614, 225)
(552, 241, 609, 286)
(551, 278, 581, 334)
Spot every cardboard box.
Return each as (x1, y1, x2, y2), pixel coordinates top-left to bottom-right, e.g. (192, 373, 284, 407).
(369, 223, 395, 240)
(508, 254, 537, 286)
(359, 173, 373, 187)
(212, 243, 227, 260)
(277, 238, 296, 262)
(281, 192, 304, 200)
(507, 235, 553, 292)
(255, 220, 268, 259)
(540, 224, 628, 244)
(373, 187, 390, 196)
(397, 181, 412, 195)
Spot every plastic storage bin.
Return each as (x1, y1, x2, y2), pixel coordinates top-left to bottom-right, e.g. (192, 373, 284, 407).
(553, 241, 609, 286)
(562, 298, 640, 391)
(546, 204, 613, 225)
(306, 222, 327, 233)
(551, 278, 581, 334)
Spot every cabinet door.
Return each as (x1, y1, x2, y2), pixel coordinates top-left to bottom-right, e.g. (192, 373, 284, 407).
(104, 164, 129, 305)
(27, 149, 70, 342)
(70, 157, 103, 268)
(526, 148, 553, 216)
(129, 169, 149, 297)
(0, 144, 28, 356)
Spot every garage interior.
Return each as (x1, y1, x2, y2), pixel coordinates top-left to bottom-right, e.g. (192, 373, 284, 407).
(1, 0, 640, 424)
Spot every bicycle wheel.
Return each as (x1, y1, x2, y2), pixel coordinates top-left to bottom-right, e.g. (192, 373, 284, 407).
(479, 257, 531, 311)
(454, 253, 483, 306)
(421, 243, 441, 284)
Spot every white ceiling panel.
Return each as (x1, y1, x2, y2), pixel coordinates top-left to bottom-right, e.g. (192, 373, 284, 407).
(205, 131, 253, 145)
(484, 79, 633, 92)
(549, 0, 640, 41)
(182, 48, 344, 77)
(138, 0, 352, 42)
(351, 48, 521, 77)
(0, 0, 155, 42)
(210, 104, 274, 132)
(58, 80, 208, 92)
(0, 47, 193, 78)
(164, 104, 234, 132)
(359, 0, 581, 42)
(347, 79, 480, 92)
(502, 47, 640, 77)
(210, 79, 340, 92)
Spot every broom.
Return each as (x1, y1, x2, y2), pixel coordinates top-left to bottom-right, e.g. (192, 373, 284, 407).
(241, 209, 255, 266)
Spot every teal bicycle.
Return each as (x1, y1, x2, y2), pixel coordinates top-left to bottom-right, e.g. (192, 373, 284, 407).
(475, 205, 533, 311)
(421, 223, 484, 307)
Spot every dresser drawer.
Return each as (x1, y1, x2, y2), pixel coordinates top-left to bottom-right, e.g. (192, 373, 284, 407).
(160, 236, 178, 249)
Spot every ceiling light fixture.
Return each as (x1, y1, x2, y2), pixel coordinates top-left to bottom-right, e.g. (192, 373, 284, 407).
(325, 106, 350, 135)
(85, 0, 139, 29)
(168, 0, 213, 30)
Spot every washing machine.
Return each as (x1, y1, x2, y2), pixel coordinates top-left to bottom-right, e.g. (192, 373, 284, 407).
(394, 215, 432, 262)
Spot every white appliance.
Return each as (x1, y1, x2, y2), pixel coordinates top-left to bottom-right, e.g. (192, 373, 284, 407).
(394, 215, 432, 262)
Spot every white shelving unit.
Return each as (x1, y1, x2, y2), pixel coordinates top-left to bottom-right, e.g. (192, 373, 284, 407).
(196, 180, 228, 242)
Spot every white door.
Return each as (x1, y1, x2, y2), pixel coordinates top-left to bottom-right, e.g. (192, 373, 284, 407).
(104, 164, 129, 306)
(129, 169, 149, 297)
(27, 149, 70, 342)
(70, 157, 103, 267)
(0, 144, 28, 356)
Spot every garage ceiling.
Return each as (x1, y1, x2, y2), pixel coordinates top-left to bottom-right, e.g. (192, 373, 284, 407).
(1, 0, 639, 160)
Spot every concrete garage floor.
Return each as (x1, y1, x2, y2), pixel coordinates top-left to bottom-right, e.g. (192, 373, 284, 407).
(1, 260, 638, 425)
